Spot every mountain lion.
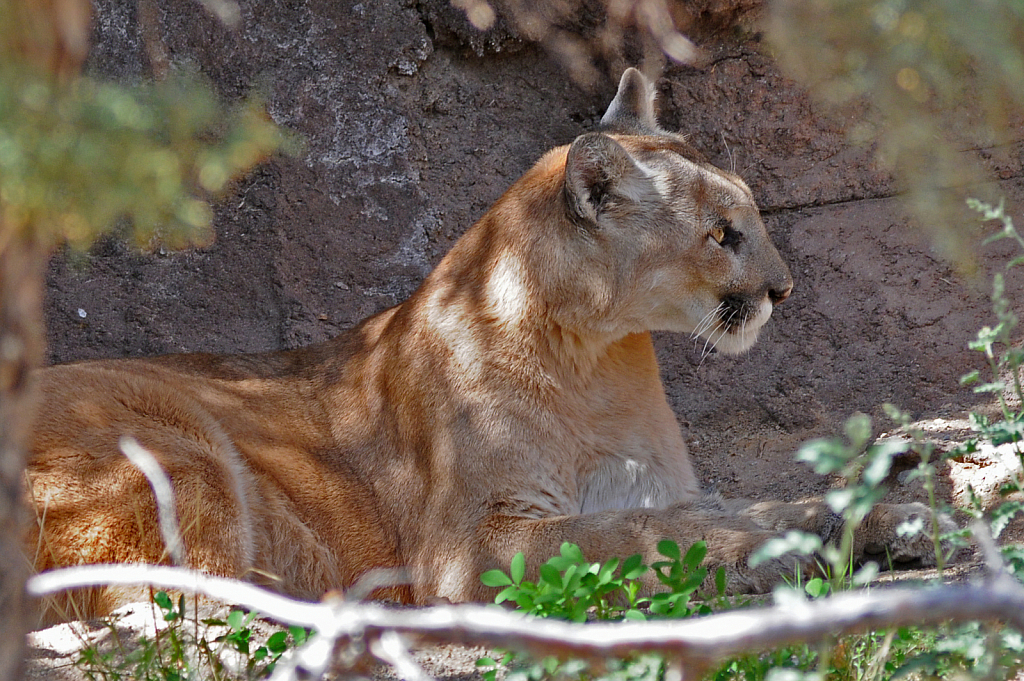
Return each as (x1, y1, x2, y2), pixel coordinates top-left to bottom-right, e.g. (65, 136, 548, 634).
(26, 68, 946, 623)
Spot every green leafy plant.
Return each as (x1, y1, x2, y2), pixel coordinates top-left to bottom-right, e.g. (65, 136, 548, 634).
(73, 590, 310, 681)
(480, 540, 716, 623)
(961, 198, 1024, 430)
(648, 538, 720, 618)
(881, 404, 959, 573)
(201, 606, 310, 677)
(477, 540, 719, 681)
(744, 198, 1024, 680)
(955, 199, 1024, 577)
(749, 411, 913, 592)
(922, 200, 1024, 681)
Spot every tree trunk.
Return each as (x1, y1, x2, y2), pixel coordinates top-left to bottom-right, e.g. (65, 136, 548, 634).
(0, 1, 91, 676)
(0, 234, 45, 681)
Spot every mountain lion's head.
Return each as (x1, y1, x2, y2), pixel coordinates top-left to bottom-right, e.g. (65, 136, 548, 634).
(540, 68, 793, 354)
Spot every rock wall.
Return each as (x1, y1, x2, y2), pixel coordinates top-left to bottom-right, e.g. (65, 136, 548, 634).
(45, 0, 1024, 500)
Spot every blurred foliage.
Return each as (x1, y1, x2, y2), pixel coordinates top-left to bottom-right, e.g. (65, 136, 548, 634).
(766, 0, 1024, 263)
(0, 0, 290, 252)
(449, 0, 719, 86)
(0, 67, 289, 250)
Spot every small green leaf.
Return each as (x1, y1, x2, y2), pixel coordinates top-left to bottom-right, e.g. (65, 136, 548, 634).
(682, 541, 707, 570)
(853, 561, 879, 586)
(514, 592, 536, 611)
(844, 412, 873, 448)
(561, 543, 585, 563)
(796, 439, 848, 474)
(750, 531, 822, 567)
(597, 557, 619, 583)
(657, 539, 681, 561)
(621, 554, 646, 580)
(826, 488, 856, 514)
(510, 552, 526, 584)
(804, 577, 830, 598)
(227, 609, 246, 631)
(539, 563, 562, 587)
(546, 555, 574, 571)
(677, 571, 706, 595)
(153, 591, 173, 611)
(648, 595, 671, 615)
(480, 569, 513, 587)
(267, 630, 289, 653)
(563, 563, 581, 589)
(960, 370, 982, 386)
(714, 565, 727, 595)
(992, 501, 1024, 538)
(234, 637, 250, 655)
(861, 449, 894, 488)
(494, 585, 519, 604)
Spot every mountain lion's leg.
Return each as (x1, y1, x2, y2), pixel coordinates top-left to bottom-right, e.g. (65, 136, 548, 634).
(723, 497, 956, 567)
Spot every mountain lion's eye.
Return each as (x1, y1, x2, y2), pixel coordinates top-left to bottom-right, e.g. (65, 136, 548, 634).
(710, 217, 742, 249)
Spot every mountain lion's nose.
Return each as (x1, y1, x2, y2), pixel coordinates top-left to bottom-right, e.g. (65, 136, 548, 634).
(768, 284, 792, 305)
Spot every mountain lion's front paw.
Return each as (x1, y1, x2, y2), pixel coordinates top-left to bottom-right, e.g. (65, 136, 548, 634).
(857, 502, 960, 568)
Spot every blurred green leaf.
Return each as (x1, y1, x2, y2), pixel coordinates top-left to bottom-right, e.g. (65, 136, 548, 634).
(750, 530, 822, 568)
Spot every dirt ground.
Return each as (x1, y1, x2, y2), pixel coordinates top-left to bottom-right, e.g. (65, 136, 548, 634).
(25, 0, 1024, 677)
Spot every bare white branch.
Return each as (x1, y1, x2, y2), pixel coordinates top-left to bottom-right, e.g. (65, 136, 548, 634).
(119, 437, 185, 567)
(344, 567, 412, 603)
(372, 631, 433, 681)
(26, 562, 1024, 681)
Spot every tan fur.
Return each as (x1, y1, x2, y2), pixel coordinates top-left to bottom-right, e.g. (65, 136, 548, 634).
(25, 70, 946, 624)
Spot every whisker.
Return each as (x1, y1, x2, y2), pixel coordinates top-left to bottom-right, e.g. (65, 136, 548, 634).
(693, 304, 721, 335)
(692, 317, 719, 354)
(691, 303, 724, 348)
(713, 323, 730, 350)
(721, 132, 736, 175)
(700, 323, 719, 357)
(698, 323, 731, 367)
(700, 313, 731, 359)
(691, 315, 714, 343)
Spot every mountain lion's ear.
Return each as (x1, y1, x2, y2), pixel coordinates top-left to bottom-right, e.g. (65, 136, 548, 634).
(600, 67, 659, 134)
(564, 132, 646, 225)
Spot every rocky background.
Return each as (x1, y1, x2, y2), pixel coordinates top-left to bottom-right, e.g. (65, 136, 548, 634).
(44, 0, 1024, 503)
